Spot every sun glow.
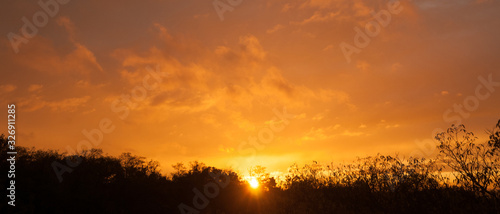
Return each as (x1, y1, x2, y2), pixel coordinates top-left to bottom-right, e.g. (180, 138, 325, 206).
(249, 177, 259, 189)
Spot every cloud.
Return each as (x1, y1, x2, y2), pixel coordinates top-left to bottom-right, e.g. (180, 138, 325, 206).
(28, 84, 43, 92)
(1, 0, 498, 175)
(356, 61, 370, 71)
(341, 130, 364, 137)
(282, 3, 293, 12)
(301, 125, 363, 142)
(267, 24, 285, 34)
(0, 84, 17, 93)
(57, 16, 77, 43)
(302, 0, 336, 9)
(239, 35, 267, 60)
(292, 11, 340, 25)
(18, 95, 91, 112)
(352, 1, 371, 17)
(323, 44, 334, 51)
(301, 126, 335, 141)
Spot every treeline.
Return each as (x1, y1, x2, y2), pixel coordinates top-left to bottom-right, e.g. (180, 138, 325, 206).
(1, 120, 499, 214)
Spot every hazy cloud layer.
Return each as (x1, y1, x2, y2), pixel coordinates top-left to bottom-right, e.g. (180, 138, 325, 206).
(1, 0, 499, 174)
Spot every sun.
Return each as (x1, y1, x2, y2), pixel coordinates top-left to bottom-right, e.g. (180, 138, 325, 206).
(249, 177, 259, 189)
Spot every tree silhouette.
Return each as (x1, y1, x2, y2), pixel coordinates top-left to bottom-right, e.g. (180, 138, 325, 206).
(436, 123, 500, 200)
(1, 120, 500, 213)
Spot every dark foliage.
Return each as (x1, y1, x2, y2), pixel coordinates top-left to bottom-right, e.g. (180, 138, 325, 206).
(1, 119, 500, 214)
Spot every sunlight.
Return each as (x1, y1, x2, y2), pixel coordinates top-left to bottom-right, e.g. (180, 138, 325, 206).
(249, 177, 259, 189)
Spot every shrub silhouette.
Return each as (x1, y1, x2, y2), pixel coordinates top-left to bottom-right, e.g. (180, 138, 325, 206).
(0, 119, 499, 213)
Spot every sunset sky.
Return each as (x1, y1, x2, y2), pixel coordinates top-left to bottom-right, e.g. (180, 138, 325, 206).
(1, 0, 499, 176)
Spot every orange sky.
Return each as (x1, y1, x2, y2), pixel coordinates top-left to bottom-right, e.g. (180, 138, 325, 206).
(1, 0, 499, 176)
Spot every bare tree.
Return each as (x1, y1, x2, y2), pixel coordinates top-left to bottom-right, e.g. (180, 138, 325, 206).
(436, 122, 500, 199)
